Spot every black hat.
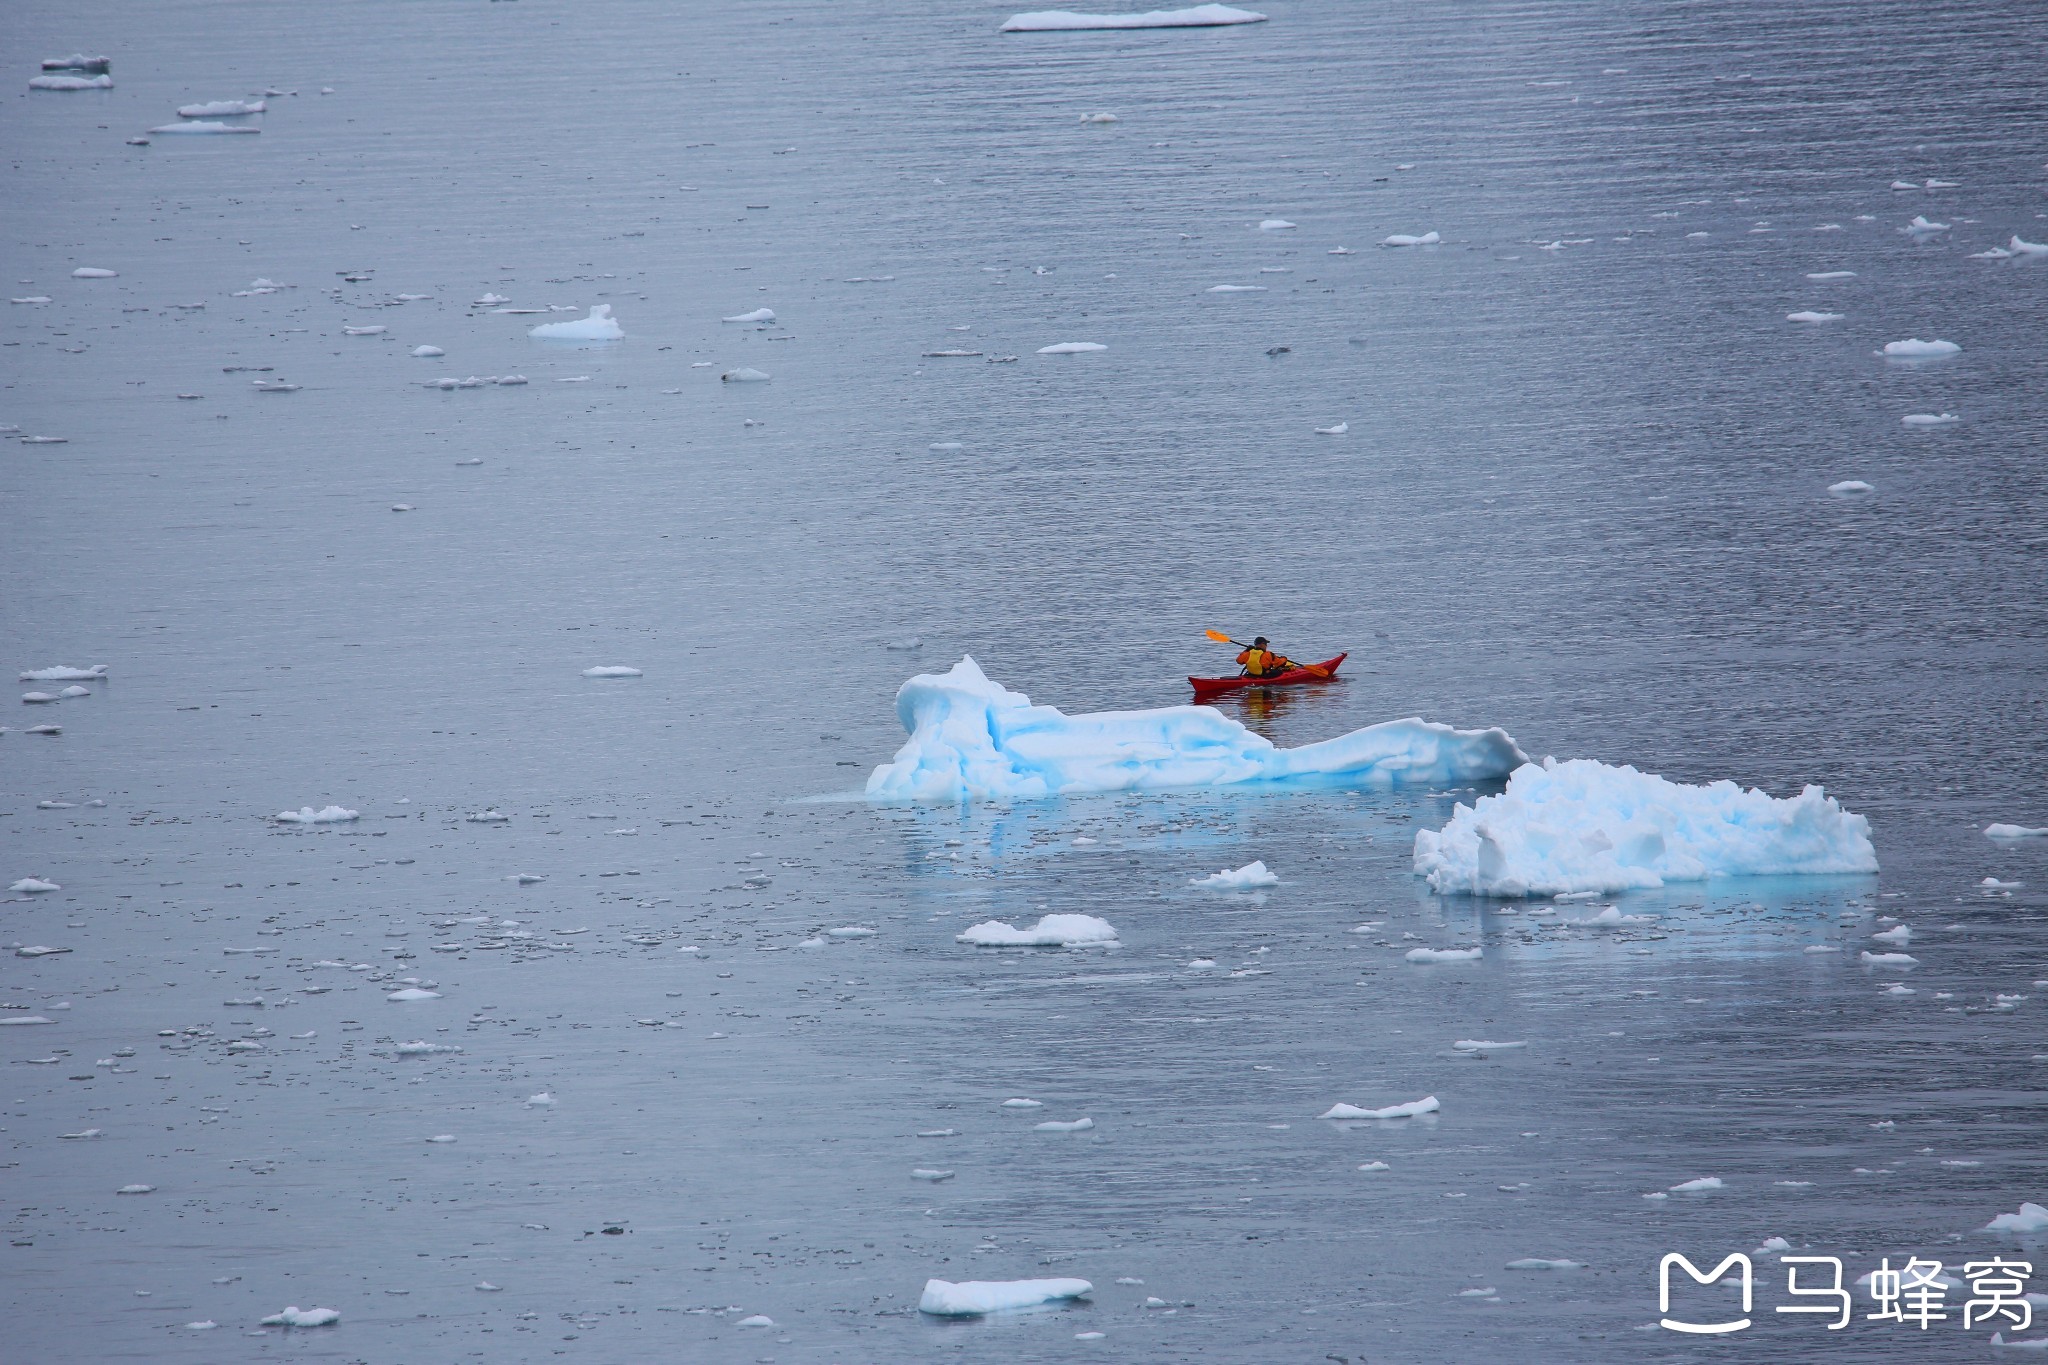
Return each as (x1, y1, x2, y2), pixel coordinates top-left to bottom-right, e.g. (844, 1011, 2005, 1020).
(1253, 636, 1269, 647)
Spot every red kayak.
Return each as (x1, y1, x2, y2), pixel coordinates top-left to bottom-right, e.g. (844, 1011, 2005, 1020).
(1189, 653, 1347, 701)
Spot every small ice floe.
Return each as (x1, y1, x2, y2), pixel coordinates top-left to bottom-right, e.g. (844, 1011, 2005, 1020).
(259, 1307, 339, 1328)
(1982, 876, 2022, 889)
(1358, 1160, 1391, 1171)
(723, 308, 775, 323)
(1206, 284, 1265, 292)
(1037, 341, 1107, 354)
(149, 121, 259, 135)
(1382, 231, 1440, 246)
(275, 805, 358, 824)
(581, 665, 642, 678)
(1191, 860, 1279, 890)
(1002, 1098, 1043, 1108)
(20, 666, 106, 681)
(1506, 1258, 1582, 1270)
(735, 1313, 774, 1327)
(1329, 246, 1355, 255)
(1452, 1039, 1526, 1052)
(466, 810, 510, 823)
(1259, 219, 1297, 231)
(71, 267, 118, 278)
(386, 987, 441, 1001)
(31, 74, 114, 90)
(1186, 958, 1217, 969)
(1407, 946, 1482, 963)
(1903, 215, 1949, 234)
(177, 99, 265, 117)
(1987, 823, 2047, 839)
(508, 873, 545, 885)
(17, 946, 72, 958)
(1871, 925, 1912, 947)
(61, 1129, 100, 1139)
(923, 349, 983, 357)
(1861, 951, 1917, 966)
(1828, 480, 1875, 496)
(0, 1016, 54, 1025)
(342, 325, 386, 336)
(919, 1278, 1093, 1315)
(43, 54, 111, 73)
(58, 686, 90, 698)
(393, 1041, 461, 1055)
(827, 926, 876, 938)
(530, 306, 622, 341)
(1003, 4, 1264, 29)
(252, 380, 299, 392)
(912, 1168, 955, 1181)
(117, 1183, 155, 1194)
(526, 1092, 556, 1107)
(1806, 271, 1856, 280)
(1320, 1095, 1440, 1120)
(1080, 111, 1118, 123)
(1902, 412, 1959, 426)
(1986, 1203, 2048, 1234)
(957, 914, 1118, 947)
(1035, 1117, 1095, 1132)
(1787, 311, 1843, 323)
(1754, 1236, 1792, 1255)
(1879, 338, 1959, 358)
(721, 367, 770, 382)
(16, 874, 68, 892)
(21, 692, 59, 704)
(1669, 1176, 1724, 1194)
(495, 374, 526, 385)
(26, 723, 62, 734)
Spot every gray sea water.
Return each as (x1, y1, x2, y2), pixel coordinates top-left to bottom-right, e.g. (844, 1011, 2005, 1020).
(4, 0, 2045, 1360)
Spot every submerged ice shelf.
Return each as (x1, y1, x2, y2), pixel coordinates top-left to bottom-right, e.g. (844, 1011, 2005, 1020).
(1412, 757, 1878, 896)
(864, 656, 1525, 801)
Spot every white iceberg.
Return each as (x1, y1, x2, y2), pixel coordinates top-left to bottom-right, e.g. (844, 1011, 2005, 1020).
(1412, 756, 1877, 896)
(149, 121, 259, 135)
(530, 305, 622, 341)
(1319, 1095, 1440, 1120)
(1880, 338, 1959, 358)
(867, 656, 1524, 802)
(957, 914, 1118, 947)
(259, 1307, 339, 1327)
(1986, 1203, 2048, 1234)
(581, 666, 642, 677)
(919, 1278, 1092, 1315)
(1407, 946, 1482, 963)
(1901, 413, 1959, 426)
(1986, 824, 2047, 840)
(1037, 341, 1107, 354)
(723, 308, 775, 322)
(177, 100, 265, 117)
(1787, 311, 1843, 323)
(10, 878, 61, 893)
(1192, 859, 1279, 889)
(1001, 5, 1265, 32)
(1383, 231, 1440, 246)
(30, 74, 113, 90)
(274, 805, 358, 824)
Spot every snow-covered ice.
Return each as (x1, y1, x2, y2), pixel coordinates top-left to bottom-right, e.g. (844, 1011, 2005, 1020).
(1206, 284, 1265, 292)
(259, 1307, 340, 1327)
(19, 665, 106, 681)
(1258, 219, 1296, 231)
(274, 805, 359, 824)
(1902, 413, 1959, 426)
(1002, 6, 1265, 31)
(1880, 338, 1959, 358)
(387, 987, 441, 1001)
(177, 100, 265, 117)
(1453, 1039, 1526, 1051)
(1037, 342, 1107, 354)
(1787, 311, 1843, 323)
(71, 267, 118, 278)
(956, 914, 1118, 947)
(919, 1278, 1093, 1315)
(149, 121, 260, 135)
(581, 666, 642, 678)
(1986, 1203, 2048, 1234)
(721, 367, 771, 382)
(530, 306, 622, 340)
(866, 657, 1524, 801)
(1315, 422, 1348, 434)
(1035, 1116, 1094, 1131)
(1828, 480, 1875, 496)
(30, 74, 113, 91)
(1986, 824, 2047, 840)
(1669, 1176, 1724, 1193)
(1191, 860, 1279, 889)
(1411, 757, 1878, 896)
(1319, 1095, 1440, 1120)
(1860, 951, 1917, 966)
(1383, 231, 1441, 246)
(723, 308, 775, 322)
(1407, 946, 1483, 963)
(1904, 215, 1949, 233)
(1806, 271, 1857, 280)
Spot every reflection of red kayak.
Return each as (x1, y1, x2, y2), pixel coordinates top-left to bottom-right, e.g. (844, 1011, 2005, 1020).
(1190, 653, 1347, 701)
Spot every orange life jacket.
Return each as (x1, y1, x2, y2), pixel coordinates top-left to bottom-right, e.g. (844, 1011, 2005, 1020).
(1238, 647, 1278, 676)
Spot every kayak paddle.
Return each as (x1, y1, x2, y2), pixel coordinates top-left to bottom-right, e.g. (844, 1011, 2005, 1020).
(1203, 629, 1331, 679)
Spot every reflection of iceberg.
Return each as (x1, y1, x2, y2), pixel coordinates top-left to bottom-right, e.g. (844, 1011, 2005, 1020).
(529, 305, 622, 341)
(865, 656, 1526, 802)
(1413, 758, 1878, 896)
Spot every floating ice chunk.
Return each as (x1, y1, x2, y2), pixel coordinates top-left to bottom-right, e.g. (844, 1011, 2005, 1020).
(1192, 860, 1279, 889)
(19, 666, 106, 682)
(393, 1041, 461, 1055)
(343, 325, 386, 336)
(2010, 236, 2048, 255)
(149, 121, 259, 134)
(17, 946, 72, 958)
(919, 1278, 1093, 1315)
(1357, 1160, 1391, 1171)
(495, 374, 527, 385)
(21, 692, 59, 704)
(58, 686, 90, 698)
(869, 656, 1524, 801)
(1755, 1236, 1792, 1255)
(912, 1168, 955, 1181)
(25, 723, 62, 734)
(1382, 231, 1440, 246)
(1787, 311, 1843, 323)
(923, 349, 983, 357)
(10, 876, 61, 893)
(581, 665, 642, 678)
(1570, 906, 1656, 926)
(71, 267, 118, 278)
(1880, 338, 1959, 358)
(1037, 341, 1107, 354)
(1412, 757, 1877, 896)
(1003, 1098, 1043, 1108)
(958, 914, 1118, 947)
(529, 306, 622, 341)
(1670, 1176, 1724, 1193)
(1506, 1259, 1582, 1270)
(1034, 1116, 1095, 1131)
(1828, 479, 1875, 496)
(1806, 271, 1856, 280)
(526, 1092, 555, 1107)
(1890, 180, 1919, 190)
(1187, 958, 1217, 969)
(1320, 1095, 1440, 1120)
(1407, 947, 1482, 963)
(406, 345, 445, 359)
(1860, 951, 1917, 966)
(43, 54, 112, 72)
(721, 367, 770, 382)
(0, 1016, 55, 1025)
(1987, 824, 2048, 840)
(723, 308, 775, 323)
(387, 987, 441, 1001)
(31, 74, 113, 90)
(1987, 1203, 2048, 1234)
(178, 99, 265, 117)
(1452, 1039, 1526, 1051)
(252, 380, 299, 392)
(827, 926, 877, 938)
(1003, 4, 1264, 29)
(1901, 413, 1959, 426)
(466, 810, 510, 823)
(1206, 284, 1266, 293)
(260, 1307, 339, 1327)
(1981, 877, 2022, 889)
(117, 1184, 155, 1194)
(1871, 925, 1912, 945)
(275, 805, 358, 824)
(61, 1129, 101, 1139)
(1904, 215, 1949, 233)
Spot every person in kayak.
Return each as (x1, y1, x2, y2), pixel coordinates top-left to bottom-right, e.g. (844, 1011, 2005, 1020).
(1236, 638, 1297, 678)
